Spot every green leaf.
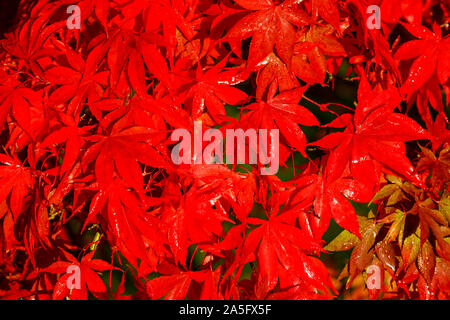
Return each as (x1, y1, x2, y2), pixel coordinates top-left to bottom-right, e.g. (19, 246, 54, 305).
(417, 240, 436, 285)
(346, 223, 378, 288)
(384, 210, 406, 243)
(324, 216, 375, 252)
(401, 233, 420, 269)
(439, 193, 450, 224)
(371, 184, 399, 202)
(324, 230, 359, 252)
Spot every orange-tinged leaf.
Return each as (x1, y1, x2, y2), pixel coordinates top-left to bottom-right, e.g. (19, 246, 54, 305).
(417, 240, 436, 285)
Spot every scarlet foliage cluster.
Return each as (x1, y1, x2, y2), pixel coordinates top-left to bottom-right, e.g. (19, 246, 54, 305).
(0, 0, 449, 300)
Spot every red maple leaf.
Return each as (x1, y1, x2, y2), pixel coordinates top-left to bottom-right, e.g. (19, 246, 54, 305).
(290, 164, 373, 239)
(42, 250, 113, 300)
(171, 58, 248, 121)
(226, 0, 310, 71)
(240, 205, 336, 298)
(312, 78, 430, 189)
(0, 154, 33, 219)
(240, 84, 317, 157)
(395, 23, 449, 96)
(82, 125, 170, 189)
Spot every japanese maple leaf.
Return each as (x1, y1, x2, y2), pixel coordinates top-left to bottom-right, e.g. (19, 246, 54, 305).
(78, 0, 110, 32)
(111, 274, 132, 300)
(428, 113, 450, 151)
(146, 269, 219, 300)
(161, 178, 233, 266)
(311, 0, 340, 31)
(0, 85, 45, 142)
(146, 272, 192, 300)
(188, 164, 257, 222)
(290, 166, 373, 239)
(394, 23, 450, 97)
(82, 126, 170, 190)
(325, 215, 381, 290)
(0, 160, 51, 264)
(108, 182, 167, 271)
(45, 41, 111, 117)
(407, 75, 446, 131)
(171, 59, 248, 121)
(42, 250, 113, 300)
(0, 154, 33, 219)
(240, 84, 318, 156)
(416, 198, 449, 254)
(312, 80, 430, 189)
(0, 71, 22, 128)
(83, 180, 166, 272)
(40, 111, 94, 177)
(381, 0, 425, 26)
(240, 207, 335, 298)
(132, 0, 200, 62)
(105, 20, 182, 97)
(254, 52, 299, 99)
(291, 24, 346, 85)
(226, 0, 310, 71)
(344, 0, 400, 80)
(1, 17, 64, 77)
(107, 30, 149, 96)
(292, 43, 327, 85)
